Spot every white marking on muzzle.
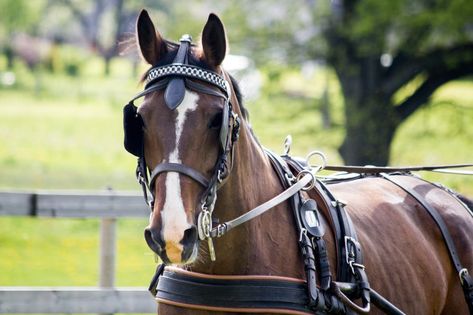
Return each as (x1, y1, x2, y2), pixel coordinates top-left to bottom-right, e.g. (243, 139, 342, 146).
(161, 90, 199, 258)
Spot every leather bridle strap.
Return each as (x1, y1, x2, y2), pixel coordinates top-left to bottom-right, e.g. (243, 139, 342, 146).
(150, 163, 210, 188)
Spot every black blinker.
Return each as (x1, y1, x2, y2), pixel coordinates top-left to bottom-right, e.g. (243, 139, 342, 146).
(123, 102, 144, 157)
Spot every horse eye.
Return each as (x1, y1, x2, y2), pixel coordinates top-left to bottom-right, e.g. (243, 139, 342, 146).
(208, 112, 223, 129)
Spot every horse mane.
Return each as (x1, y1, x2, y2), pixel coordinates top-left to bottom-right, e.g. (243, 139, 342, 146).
(228, 74, 249, 121)
(456, 193, 473, 211)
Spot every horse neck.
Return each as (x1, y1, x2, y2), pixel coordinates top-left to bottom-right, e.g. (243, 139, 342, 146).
(190, 121, 304, 279)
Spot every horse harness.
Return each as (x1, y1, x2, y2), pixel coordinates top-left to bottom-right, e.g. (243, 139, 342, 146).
(124, 35, 473, 315)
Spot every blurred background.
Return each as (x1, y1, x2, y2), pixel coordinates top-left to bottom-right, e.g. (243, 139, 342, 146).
(0, 0, 472, 298)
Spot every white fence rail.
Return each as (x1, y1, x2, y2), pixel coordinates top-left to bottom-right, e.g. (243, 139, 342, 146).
(0, 190, 157, 314)
(0, 287, 156, 313)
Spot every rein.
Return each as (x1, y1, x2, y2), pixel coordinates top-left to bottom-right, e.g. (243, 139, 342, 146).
(323, 163, 473, 175)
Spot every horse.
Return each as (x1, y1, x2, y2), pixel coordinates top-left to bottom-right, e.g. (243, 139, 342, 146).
(123, 10, 473, 315)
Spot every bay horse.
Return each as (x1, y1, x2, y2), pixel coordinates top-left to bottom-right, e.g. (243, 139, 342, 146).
(124, 10, 473, 315)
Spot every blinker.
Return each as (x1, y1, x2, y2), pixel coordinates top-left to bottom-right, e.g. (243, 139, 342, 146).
(164, 34, 192, 110)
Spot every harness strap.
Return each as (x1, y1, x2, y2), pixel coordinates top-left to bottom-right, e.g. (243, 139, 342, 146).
(324, 164, 473, 174)
(381, 173, 473, 314)
(149, 162, 209, 188)
(282, 156, 332, 292)
(381, 174, 465, 273)
(283, 155, 371, 313)
(154, 267, 314, 315)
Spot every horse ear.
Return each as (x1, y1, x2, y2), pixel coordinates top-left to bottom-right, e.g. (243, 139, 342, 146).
(136, 9, 167, 65)
(201, 13, 227, 67)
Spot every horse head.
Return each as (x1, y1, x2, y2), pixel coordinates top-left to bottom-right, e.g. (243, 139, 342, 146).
(128, 10, 242, 265)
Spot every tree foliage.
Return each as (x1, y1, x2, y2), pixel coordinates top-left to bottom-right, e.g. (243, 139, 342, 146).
(317, 0, 473, 164)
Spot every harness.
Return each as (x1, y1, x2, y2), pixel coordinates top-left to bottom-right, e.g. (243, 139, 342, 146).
(124, 35, 473, 315)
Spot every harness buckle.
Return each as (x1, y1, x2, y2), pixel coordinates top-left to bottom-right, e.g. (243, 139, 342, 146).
(460, 268, 470, 286)
(216, 223, 227, 238)
(217, 169, 224, 183)
(231, 113, 240, 143)
(299, 228, 308, 242)
(345, 236, 359, 266)
(284, 172, 295, 185)
(349, 261, 366, 275)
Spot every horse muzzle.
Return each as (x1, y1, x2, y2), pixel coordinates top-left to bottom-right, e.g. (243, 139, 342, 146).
(144, 225, 199, 265)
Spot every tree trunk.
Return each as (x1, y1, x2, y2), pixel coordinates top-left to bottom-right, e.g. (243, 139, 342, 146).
(104, 56, 112, 76)
(339, 98, 398, 165)
(334, 57, 400, 166)
(5, 46, 14, 69)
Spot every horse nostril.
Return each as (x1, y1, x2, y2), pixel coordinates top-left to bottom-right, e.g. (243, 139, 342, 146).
(181, 226, 198, 247)
(144, 228, 165, 252)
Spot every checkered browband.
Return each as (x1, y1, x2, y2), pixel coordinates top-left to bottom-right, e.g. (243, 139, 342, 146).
(145, 63, 228, 95)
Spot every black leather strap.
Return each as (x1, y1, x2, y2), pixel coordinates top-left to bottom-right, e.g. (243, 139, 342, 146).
(324, 164, 473, 174)
(150, 162, 209, 188)
(283, 156, 333, 292)
(381, 174, 465, 273)
(381, 173, 473, 314)
(155, 268, 313, 314)
(284, 155, 370, 312)
(265, 151, 323, 310)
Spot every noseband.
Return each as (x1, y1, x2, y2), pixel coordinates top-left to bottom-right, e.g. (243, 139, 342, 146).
(123, 35, 240, 260)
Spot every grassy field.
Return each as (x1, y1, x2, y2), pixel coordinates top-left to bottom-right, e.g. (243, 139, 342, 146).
(0, 55, 472, 289)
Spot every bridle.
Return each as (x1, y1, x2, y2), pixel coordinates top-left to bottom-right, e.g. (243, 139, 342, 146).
(123, 34, 240, 260)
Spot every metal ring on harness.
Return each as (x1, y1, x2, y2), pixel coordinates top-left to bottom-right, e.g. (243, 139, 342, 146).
(283, 135, 292, 155)
(332, 281, 371, 314)
(305, 150, 327, 173)
(197, 209, 212, 240)
(296, 170, 316, 191)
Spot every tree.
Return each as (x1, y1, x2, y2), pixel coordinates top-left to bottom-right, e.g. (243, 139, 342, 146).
(218, 0, 472, 165)
(56, 0, 128, 75)
(0, 0, 45, 69)
(319, 0, 473, 165)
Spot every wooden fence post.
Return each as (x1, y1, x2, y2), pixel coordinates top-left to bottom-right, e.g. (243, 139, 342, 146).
(99, 217, 117, 315)
(99, 217, 117, 288)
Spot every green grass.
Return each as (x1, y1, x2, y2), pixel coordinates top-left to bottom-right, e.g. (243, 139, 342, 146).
(0, 55, 472, 289)
(0, 217, 155, 286)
